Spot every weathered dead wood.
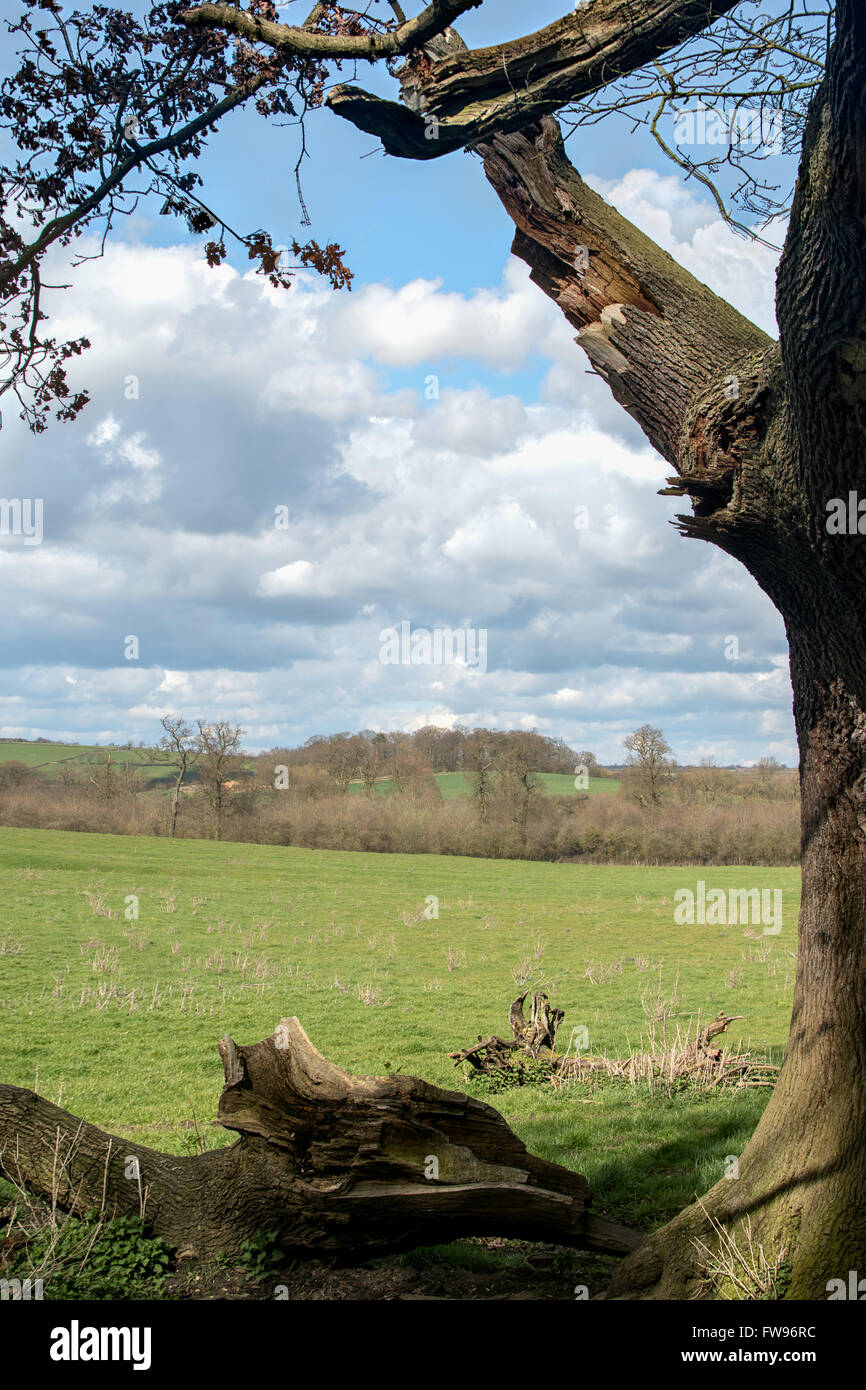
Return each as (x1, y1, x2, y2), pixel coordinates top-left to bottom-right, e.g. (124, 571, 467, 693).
(448, 1033, 520, 1072)
(0, 1018, 640, 1260)
(452, 999, 776, 1092)
(449, 992, 565, 1073)
(510, 990, 565, 1055)
(692, 1011, 744, 1060)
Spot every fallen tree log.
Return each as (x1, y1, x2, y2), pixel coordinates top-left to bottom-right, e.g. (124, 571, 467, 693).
(0, 1018, 640, 1261)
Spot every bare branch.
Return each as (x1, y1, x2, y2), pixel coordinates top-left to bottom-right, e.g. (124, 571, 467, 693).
(324, 0, 744, 157)
(181, 0, 482, 59)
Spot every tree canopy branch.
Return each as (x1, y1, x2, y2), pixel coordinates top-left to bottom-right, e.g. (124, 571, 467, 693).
(478, 117, 771, 468)
(328, 0, 744, 156)
(0, 75, 266, 297)
(181, 2, 744, 158)
(180, 0, 482, 59)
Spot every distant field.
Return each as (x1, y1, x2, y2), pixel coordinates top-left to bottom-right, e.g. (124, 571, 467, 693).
(537, 772, 619, 796)
(0, 826, 799, 1228)
(0, 741, 244, 782)
(348, 770, 621, 797)
(0, 740, 118, 768)
(0, 741, 166, 776)
(0, 744, 622, 796)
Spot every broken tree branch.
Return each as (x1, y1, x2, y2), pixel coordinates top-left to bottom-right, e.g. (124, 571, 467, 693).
(326, 0, 742, 157)
(477, 116, 772, 468)
(182, 2, 743, 159)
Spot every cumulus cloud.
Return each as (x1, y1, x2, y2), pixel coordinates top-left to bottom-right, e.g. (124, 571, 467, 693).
(258, 560, 328, 598)
(0, 176, 796, 764)
(325, 260, 558, 369)
(86, 413, 164, 505)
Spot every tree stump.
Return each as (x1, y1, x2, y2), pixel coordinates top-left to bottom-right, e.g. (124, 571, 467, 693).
(0, 1018, 640, 1260)
(449, 990, 564, 1073)
(510, 990, 564, 1055)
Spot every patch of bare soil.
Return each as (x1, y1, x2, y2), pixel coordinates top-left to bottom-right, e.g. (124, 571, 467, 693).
(168, 1239, 620, 1302)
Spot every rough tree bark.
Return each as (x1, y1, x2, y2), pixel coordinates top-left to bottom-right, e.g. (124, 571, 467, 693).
(0, 1018, 639, 1261)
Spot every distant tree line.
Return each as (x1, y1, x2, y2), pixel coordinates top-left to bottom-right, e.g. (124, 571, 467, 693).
(266, 726, 602, 780)
(0, 719, 797, 860)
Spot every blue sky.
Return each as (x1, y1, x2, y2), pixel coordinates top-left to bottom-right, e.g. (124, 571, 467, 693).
(0, 1, 798, 764)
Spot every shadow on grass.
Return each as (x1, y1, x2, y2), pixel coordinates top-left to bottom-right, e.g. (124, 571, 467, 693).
(513, 1082, 775, 1231)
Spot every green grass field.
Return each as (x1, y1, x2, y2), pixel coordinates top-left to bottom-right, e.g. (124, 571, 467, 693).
(347, 770, 620, 797)
(0, 826, 799, 1229)
(0, 740, 130, 768)
(0, 741, 170, 779)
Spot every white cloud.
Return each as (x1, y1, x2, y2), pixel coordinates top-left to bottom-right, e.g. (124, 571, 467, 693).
(327, 259, 556, 369)
(0, 198, 794, 762)
(258, 560, 325, 597)
(85, 413, 164, 505)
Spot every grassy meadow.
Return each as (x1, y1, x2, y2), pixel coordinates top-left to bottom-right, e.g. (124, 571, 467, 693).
(346, 769, 619, 797)
(0, 825, 799, 1230)
(0, 740, 170, 781)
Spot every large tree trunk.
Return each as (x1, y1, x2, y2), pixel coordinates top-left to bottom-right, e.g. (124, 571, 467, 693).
(471, 11, 866, 1300)
(0, 1018, 639, 1261)
(602, 652, 866, 1299)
